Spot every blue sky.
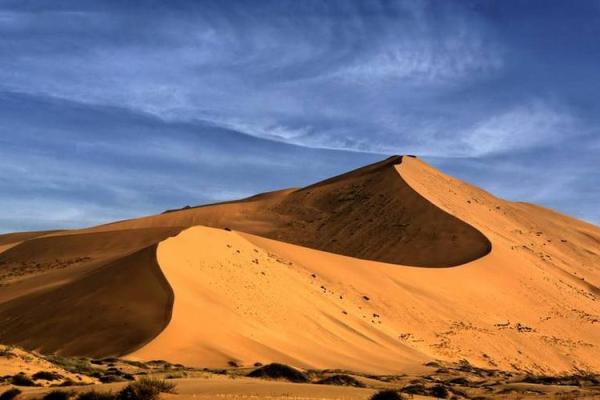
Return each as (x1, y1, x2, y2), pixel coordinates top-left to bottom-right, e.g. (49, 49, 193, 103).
(1, 0, 599, 232)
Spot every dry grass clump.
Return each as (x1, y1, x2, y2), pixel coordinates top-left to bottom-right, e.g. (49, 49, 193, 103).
(65, 378, 175, 400)
(76, 392, 116, 400)
(117, 377, 176, 400)
(42, 390, 75, 400)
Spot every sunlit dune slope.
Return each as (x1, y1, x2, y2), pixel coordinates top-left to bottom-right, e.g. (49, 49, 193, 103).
(129, 226, 428, 373)
(132, 157, 600, 373)
(0, 155, 598, 374)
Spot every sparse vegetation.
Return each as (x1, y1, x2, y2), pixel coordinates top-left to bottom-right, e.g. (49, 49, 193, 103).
(44, 355, 102, 376)
(247, 363, 309, 383)
(118, 377, 177, 400)
(522, 373, 600, 386)
(11, 373, 37, 386)
(0, 388, 22, 400)
(430, 384, 449, 398)
(99, 375, 126, 383)
(43, 390, 75, 400)
(33, 371, 64, 381)
(315, 374, 365, 387)
(77, 391, 116, 400)
(369, 390, 405, 400)
(400, 383, 426, 395)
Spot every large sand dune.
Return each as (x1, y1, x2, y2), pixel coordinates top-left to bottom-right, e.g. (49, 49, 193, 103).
(0, 156, 598, 374)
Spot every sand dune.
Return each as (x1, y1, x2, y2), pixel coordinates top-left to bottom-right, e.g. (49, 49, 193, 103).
(131, 156, 600, 373)
(0, 156, 598, 375)
(64, 156, 491, 267)
(0, 245, 172, 357)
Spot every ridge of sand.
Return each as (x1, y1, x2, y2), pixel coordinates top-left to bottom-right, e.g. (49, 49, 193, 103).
(0, 156, 598, 374)
(34, 156, 490, 267)
(130, 158, 600, 374)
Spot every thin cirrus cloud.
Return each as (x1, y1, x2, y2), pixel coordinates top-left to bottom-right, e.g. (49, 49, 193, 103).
(0, 0, 599, 232)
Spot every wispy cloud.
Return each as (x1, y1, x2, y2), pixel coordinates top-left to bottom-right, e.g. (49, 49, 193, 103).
(0, 1, 599, 229)
(455, 101, 580, 157)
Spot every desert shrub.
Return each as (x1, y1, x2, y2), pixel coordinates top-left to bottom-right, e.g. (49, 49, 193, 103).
(33, 371, 64, 381)
(43, 390, 74, 400)
(44, 356, 102, 376)
(315, 374, 365, 388)
(117, 377, 176, 400)
(106, 367, 123, 375)
(0, 388, 22, 400)
(117, 384, 158, 400)
(445, 377, 469, 385)
(77, 391, 117, 400)
(247, 363, 309, 383)
(137, 378, 176, 394)
(522, 374, 599, 386)
(370, 390, 405, 400)
(164, 372, 186, 379)
(100, 375, 125, 383)
(11, 373, 36, 386)
(400, 383, 427, 395)
(522, 374, 560, 385)
(430, 384, 449, 398)
(121, 361, 148, 370)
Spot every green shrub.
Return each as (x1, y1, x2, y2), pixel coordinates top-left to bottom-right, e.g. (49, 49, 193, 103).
(0, 388, 22, 400)
(247, 363, 309, 383)
(43, 390, 74, 400)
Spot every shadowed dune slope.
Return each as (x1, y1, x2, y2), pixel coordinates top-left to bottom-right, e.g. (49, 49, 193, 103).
(0, 227, 182, 297)
(61, 156, 491, 267)
(0, 245, 173, 357)
(267, 156, 490, 266)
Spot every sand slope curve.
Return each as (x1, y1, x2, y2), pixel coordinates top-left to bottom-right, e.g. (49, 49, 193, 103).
(0, 155, 598, 374)
(131, 157, 600, 374)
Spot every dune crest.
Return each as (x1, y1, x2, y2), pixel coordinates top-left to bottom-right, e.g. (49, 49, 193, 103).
(132, 157, 600, 373)
(61, 155, 491, 267)
(0, 156, 599, 374)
